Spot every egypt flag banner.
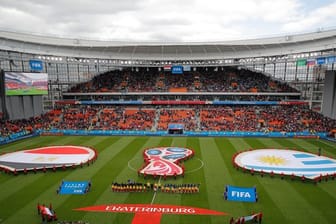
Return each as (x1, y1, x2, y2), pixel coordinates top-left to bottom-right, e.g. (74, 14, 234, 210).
(0, 146, 96, 172)
(163, 65, 172, 71)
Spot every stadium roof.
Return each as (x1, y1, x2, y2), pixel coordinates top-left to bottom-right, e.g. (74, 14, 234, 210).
(0, 29, 336, 60)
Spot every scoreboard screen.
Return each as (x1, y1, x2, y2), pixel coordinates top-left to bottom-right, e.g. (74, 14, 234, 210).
(5, 72, 48, 96)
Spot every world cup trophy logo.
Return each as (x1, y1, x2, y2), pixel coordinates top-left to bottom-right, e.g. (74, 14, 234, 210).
(139, 147, 194, 177)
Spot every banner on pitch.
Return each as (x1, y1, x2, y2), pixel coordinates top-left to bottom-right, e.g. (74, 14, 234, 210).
(225, 185, 257, 202)
(59, 181, 89, 195)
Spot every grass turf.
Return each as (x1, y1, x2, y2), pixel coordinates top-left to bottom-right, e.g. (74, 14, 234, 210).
(0, 136, 335, 224)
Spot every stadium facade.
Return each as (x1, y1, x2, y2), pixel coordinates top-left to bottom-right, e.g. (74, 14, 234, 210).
(0, 29, 336, 119)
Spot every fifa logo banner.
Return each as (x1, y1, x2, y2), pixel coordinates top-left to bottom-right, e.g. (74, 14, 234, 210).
(29, 59, 43, 71)
(224, 185, 257, 202)
(171, 65, 183, 74)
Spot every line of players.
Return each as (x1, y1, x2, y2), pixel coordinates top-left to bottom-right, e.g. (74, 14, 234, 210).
(111, 182, 200, 194)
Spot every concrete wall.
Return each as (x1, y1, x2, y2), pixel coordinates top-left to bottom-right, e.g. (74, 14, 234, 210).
(5, 95, 43, 120)
(322, 71, 336, 119)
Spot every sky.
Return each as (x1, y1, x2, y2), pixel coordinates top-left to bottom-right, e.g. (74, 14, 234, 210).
(0, 0, 335, 42)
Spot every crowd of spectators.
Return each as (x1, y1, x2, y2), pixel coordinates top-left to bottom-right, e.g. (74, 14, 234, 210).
(48, 106, 155, 131)
(200, 106, 258, 131)
(194, 67, 297, 93)
(157, 109, 197, 131)
(1, 105, 335, 140)
(200, 105, 336, 132)
(0, 112, 53, 139)
(67, 67, 298, 94)
(258, 105, 335, 132)
(53, 106, 100, 130)
(69, 70, 124, 92)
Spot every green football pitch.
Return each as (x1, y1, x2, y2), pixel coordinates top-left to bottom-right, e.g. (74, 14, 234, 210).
(6, 88, 47, 96)
(0, 136, 336, 224)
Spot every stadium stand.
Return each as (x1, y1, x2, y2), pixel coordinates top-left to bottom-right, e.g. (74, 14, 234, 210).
(1, 103, 335, 140)
(0, 64, 335, 141)
(200, 105, 335, 132)
(67, 67, 299, 94)
(157, 109, 197, 131)
(0, 60, 335, 141)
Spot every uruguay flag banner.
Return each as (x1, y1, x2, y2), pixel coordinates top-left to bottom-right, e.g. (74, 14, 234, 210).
(234, 149, 336, 179)
(225, 185, 257, 202)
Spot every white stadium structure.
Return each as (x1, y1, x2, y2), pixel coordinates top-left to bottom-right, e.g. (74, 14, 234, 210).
(0, 28, 335, 120)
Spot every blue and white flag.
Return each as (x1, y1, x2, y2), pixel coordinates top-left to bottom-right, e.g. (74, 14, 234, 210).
(234, 149, 336, 179)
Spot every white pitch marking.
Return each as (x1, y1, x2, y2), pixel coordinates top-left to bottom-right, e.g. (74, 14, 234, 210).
(150, 176, 162, 205)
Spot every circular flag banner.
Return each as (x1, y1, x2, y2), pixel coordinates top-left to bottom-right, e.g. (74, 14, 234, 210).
(0, 146, 97, 171)
(234, 149, 336, 179)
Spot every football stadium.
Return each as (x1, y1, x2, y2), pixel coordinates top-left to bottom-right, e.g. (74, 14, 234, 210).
(1, 14, 336, 224)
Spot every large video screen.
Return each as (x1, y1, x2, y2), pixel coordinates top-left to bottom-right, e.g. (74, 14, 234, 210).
(5, 72, 48, 96)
